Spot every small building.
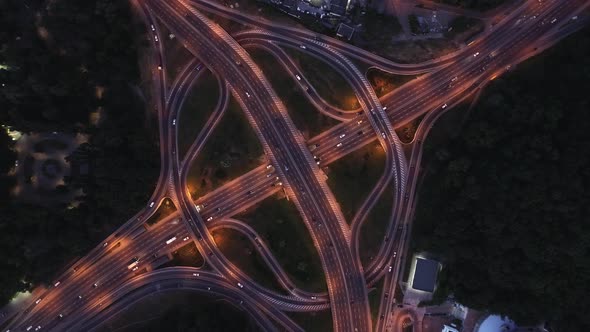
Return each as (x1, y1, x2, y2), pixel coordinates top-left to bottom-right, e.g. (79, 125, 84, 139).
(336, 23, 355, 40)
(412, 257, 441, 292)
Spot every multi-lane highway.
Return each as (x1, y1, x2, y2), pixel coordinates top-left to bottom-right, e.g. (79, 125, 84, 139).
(1, 0, 587, 331)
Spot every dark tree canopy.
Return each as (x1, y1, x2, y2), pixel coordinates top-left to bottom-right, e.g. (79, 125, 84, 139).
(0, 0, 158, 305)
(413, 27, 590, 331)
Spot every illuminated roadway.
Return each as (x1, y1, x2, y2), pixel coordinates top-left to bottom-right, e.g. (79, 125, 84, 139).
(1, 0, 587, 330)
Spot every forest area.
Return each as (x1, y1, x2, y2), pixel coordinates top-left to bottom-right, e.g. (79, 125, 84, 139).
(412, 26, 590, 330)
(0, 0, 158, 305)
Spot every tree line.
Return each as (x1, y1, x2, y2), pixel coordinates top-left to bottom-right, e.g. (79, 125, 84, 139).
(0, 0, 158, 305)
(412, 26, 590, 331)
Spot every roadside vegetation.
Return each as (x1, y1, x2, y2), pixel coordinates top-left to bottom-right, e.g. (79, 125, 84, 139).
(186, 97, 263, 199)
(96, 291, 256, 331)
(249, 48, 339, 138)
(235, 194, 327, 292)
(367, 68, 417, 98)
(359, 185, 394, 268)
(288, 310, 333, 332)
(436, 0, 506, 11)
(410, 26, 590, 330)
(212, 228, 286, 293)
(0, 0, 159, 305)
(326, 142, 385, 223)
(177, 70, 220, 158)
(157, 21, 194, 84)
(283, 48, 360, 110)
(145, 198, 177, 226)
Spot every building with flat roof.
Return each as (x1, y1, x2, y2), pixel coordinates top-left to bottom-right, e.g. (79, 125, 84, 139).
(412, 257, 441, 292)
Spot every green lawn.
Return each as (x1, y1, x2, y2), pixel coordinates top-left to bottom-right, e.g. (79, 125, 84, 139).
(170, 242, 204, 268)
(185, 96, 264, 199)
(145, 198, 177, 226)
(283, 48, 360, 111)
(177, 69, 220, 158)
(157, 21, 194, 84)
(369, 279, 385, 328)
(249, 48, 340, 138)
(367, 68, 418, 98)
(235, 194, 327, 292)
(96, 291, 257, 332)
(359, 185, 394, 268)
(212, 228, 286, 293)
(288, 310, 333, 332)
(326, 141, 386, 224)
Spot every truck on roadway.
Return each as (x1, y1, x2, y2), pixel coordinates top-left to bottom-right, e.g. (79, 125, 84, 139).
(127, 257, 139, 270)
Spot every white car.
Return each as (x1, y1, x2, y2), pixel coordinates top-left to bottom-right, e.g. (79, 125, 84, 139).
(207, 216, 213, 221)
(339, 134, 346, 138)
(266, 164, 273, 169)
(336, 143, 343, 147)
(172, 119, 176, 126)
(442, 104, 448, 109)
(150, 24, 155, 31)
(132, 266, 139, 271)
(245, 92, 251, 98)
(35, 298, 42, 305)
(149, 202, 155, 208)
(357, 120, 363, 125)
(183, 236, 190, 241)
(54, 281, 61, 287)
(311, 296, 317, 300)
(473, 52, 479, 57)
(103, 242, 108, 247)
(299, 45, 306, 49)
(381, 132, 386, 139)
(388, 266, 392, 273)
(295, 74, 301, 80)
(237, 282, 244, 289)
(154, 35, 159, 42)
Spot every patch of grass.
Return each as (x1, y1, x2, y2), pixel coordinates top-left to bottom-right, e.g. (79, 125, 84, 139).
(212, 228, 286, 293)
(367, 68, 418, 98)
(326, 142, 386, 223)
(288, 310, 333, 332)
(359, 185, 394, 268)
(445, 16, 484, 42)
(249, 48, 339, 138)
(96, 291, 257, 332)
(186, 97, 263, 199)
(170, 242, 204, 268)
(283, 48, 360, 110)
(369, 279, 385, 327)
(395, 114, 425, 144)
(235, 194, 327, 292)
(157, 21, 194, 83)
(145, 198, 177, 226)
(177, 70, 220, 158)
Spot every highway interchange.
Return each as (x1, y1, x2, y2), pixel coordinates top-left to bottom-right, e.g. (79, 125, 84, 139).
(1, 0, 588, 331)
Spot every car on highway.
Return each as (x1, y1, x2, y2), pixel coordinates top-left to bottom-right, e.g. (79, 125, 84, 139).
(388, 266, 393, 273)
(207, 216, 213, 221)
(266, 173, 273, 178)
(339, 133, 346, 138)
(172, 119, 176, 126)
(35, 298, 42, 305)
(473, 52, 479, 57)
(284, 165, 289, 171)
(381, 132, 386, 138)
(442, 103, 448, 109)
(93, 283, 98, 288)
(149, 202, 155, 208)
(154, 35, 158, 42)
(295, 74, 301, 80)
(157, 65, 162, 71)
(183, 236, 190, 241)
(54, 281, 61, 287)
(357, 120, 363, 125)
(237, 282, 244, 288)
(150, 24, 155, 31)
(551, 18, 557, 23)
(245, 92, 251, 98)
(299, 45, 306, 49)
(336, 142, 343, 147)
(58, 314, 64, 319)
